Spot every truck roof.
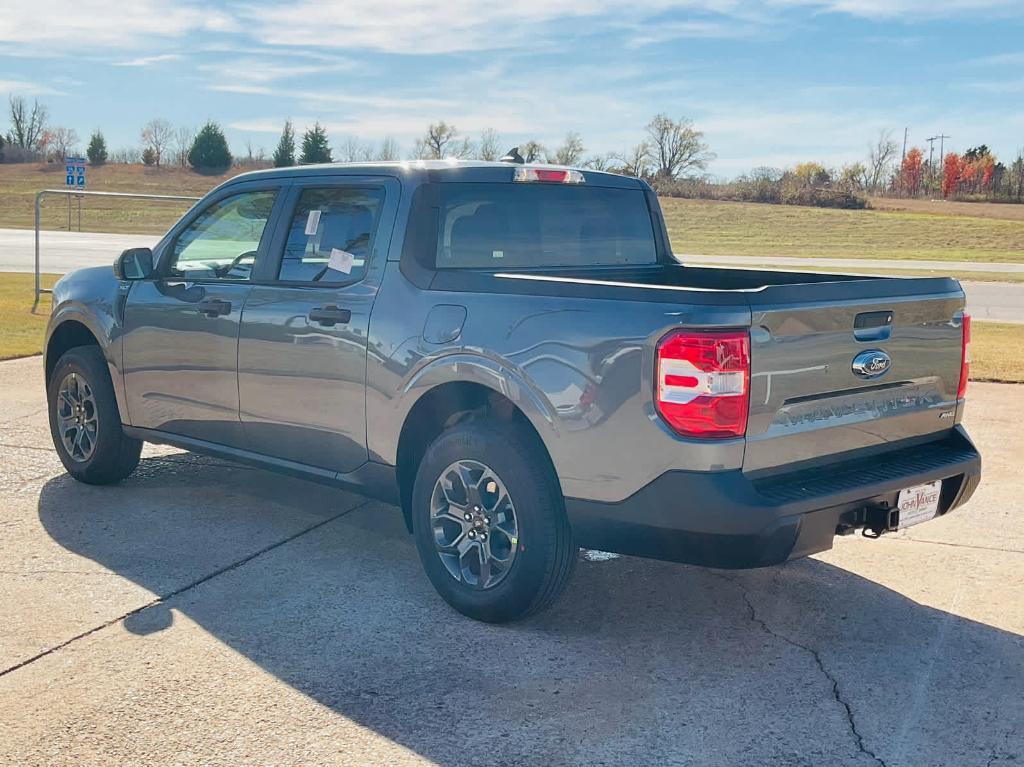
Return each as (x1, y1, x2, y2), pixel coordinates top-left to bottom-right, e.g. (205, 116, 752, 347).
(223, 160, 646, 189)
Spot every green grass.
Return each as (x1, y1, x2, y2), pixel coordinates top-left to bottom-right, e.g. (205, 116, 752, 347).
(972, 322, 1024, 382)
(662, 197, 1024, 264)
(1, 271, 1020, 382)
(0, 273, 56, 360)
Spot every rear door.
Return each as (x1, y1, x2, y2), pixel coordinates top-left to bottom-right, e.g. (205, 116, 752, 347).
(743, 278, 966, 473)
(236, 176, 399, 474)
(122, 184, 282, 446)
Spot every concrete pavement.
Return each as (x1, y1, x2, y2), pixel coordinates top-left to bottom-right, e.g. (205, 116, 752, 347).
(0, 227, 160, 274)
(0, 354, 1021, 766)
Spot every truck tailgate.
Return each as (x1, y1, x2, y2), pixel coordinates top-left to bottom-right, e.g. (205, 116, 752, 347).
(744, 277, 966, 473)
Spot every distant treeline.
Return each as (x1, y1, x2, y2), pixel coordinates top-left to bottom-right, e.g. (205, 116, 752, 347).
(3, 95, 1022, 208)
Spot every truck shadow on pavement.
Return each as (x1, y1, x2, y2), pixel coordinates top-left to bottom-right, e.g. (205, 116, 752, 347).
(37, 453, 1024, 767)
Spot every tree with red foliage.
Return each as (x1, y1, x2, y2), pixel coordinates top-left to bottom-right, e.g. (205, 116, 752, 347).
(942, 153, 962, 198)
(899, 147, 924, 197)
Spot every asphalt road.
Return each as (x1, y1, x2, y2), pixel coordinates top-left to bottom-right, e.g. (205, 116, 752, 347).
(0, 355, 1021, 766)
(0, 227, 1021, 323)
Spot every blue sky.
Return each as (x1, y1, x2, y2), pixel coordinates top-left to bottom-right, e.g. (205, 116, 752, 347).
(1, 0, 1022, 176)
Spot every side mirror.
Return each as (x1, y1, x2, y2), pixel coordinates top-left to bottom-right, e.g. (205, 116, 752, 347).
(114, 248, 154, 280)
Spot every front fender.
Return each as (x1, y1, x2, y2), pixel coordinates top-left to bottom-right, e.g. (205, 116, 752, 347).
(44, 267, 130, 423)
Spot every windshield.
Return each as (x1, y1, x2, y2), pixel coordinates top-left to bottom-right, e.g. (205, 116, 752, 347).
(435, 183, 658, 269)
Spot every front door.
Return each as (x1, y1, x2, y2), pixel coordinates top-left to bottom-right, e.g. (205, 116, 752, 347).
(122, 186, 281, 446)
(237, 179, 397, 474)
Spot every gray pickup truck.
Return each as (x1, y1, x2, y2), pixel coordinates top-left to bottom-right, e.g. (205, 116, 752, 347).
(44, 158, 980, 622)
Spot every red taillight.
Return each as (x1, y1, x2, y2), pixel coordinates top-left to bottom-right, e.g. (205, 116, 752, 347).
(512, 167, 585, 184)
(958, 313, 971, 400)
(656, 329, 750, 439)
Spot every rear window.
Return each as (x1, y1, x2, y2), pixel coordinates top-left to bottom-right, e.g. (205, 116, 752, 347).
(436, 183, 657, 269)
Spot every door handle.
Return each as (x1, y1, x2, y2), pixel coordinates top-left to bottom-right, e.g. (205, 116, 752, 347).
(308, 305, 352, 327)
(196, 299, 232, 317)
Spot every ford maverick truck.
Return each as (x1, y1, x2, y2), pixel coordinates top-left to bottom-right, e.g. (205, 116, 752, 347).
(44, 159, 980, 622)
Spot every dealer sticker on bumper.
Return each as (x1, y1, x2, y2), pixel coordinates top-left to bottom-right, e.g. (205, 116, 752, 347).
(897, 480, 942, 529)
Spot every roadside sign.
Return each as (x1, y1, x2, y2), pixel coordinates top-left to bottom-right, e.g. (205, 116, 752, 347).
(65, 156, 86, 188)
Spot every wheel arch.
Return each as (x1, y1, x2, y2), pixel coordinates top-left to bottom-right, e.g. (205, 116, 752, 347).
(45, 318, 101, 386)
(394, 375, 560, 533)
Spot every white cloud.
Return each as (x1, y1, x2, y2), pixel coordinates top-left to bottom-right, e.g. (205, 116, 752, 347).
(959, 79, 1024, 94)
(0, 78, 63, 96)
(0, 0, 234, 48)
(770, 0, 1024, 19)
(113, 53, 181, 67)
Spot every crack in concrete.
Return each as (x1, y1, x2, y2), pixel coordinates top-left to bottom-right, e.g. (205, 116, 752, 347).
(0, 407, 48, 425)
(0, 498, 371, 680)
(715, 572, 888, 767)
(892, 537, 1024, 556)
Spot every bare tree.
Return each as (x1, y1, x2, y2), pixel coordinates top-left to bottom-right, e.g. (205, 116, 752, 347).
(520, 140, 546, 163)
(867, 129, 899, 193)
(338, 137, 374, 162)
(552, 132, 586, 166)
(48, 127, 79, 160)
(477, 128, 501, 161)
(7, 95, 48, 151)
(172, 125, 196, 167)
(643, 114, 713, 180)
(582, 153, 615, 171)
(141, 118, 174, 167)
(377, 136, 400, 161)
(413, 121, 473, 159)
(111, 146, 142, 164)
(612, 143, 651, 178)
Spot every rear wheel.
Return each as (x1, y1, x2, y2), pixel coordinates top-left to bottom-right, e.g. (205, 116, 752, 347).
(48, 346, 142, 485)
(411, 419, 576, 623)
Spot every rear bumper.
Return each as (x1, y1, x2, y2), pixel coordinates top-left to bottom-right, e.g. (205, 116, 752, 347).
(565, 426, 981, 568)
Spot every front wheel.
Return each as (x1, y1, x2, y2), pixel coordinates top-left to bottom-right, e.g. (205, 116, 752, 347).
(47, 345, 142, 485)
(411, 419, 577, 623)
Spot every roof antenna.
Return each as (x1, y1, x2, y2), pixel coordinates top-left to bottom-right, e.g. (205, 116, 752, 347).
(499, 147, 525, 164)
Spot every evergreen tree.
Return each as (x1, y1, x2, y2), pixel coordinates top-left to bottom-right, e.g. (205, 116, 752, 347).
(188, 121, 233, 173)
(273, 120, 296, 167)
(86, 130, 107, 165)
(300, 122, 332, 164)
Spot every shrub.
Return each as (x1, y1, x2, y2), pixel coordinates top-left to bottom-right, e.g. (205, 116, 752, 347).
(300, 122, 332, 164)
(188, 121, 233, 174)
(86, 131, 107, 165)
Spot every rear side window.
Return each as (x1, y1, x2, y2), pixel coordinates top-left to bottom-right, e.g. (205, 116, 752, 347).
(278, 186, 385, 283)
(436, 183, 657, 269)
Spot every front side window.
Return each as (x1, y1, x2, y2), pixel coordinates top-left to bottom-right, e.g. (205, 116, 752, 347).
(278, 187, 385, 283)
(167, 190, 277, 280)
(436, 183, 658, 269)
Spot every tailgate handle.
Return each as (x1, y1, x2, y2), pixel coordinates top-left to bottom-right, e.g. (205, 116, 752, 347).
(854, 310, 893, 342)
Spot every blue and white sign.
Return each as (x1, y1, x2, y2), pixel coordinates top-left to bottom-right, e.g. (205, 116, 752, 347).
(65, 156, 86, 188)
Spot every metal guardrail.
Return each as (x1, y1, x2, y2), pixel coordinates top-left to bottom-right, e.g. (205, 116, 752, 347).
(33, 189, 201, 308)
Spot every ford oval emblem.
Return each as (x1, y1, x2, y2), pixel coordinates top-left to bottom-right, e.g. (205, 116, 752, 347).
(852, 349, 891, 379)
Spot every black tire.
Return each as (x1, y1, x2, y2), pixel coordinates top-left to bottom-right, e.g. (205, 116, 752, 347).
(411, 418, 577, 623)
(47, 345, 142, 485)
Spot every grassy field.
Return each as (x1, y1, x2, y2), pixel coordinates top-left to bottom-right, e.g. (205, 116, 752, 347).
(0, 273, 56, 360)
(661, 197, 1024, 264)
(868, 196, 1024, 221)
(1, 271, 1020, 382)
(0, 163, 243, 234)
(972, 322, 1024, 382)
